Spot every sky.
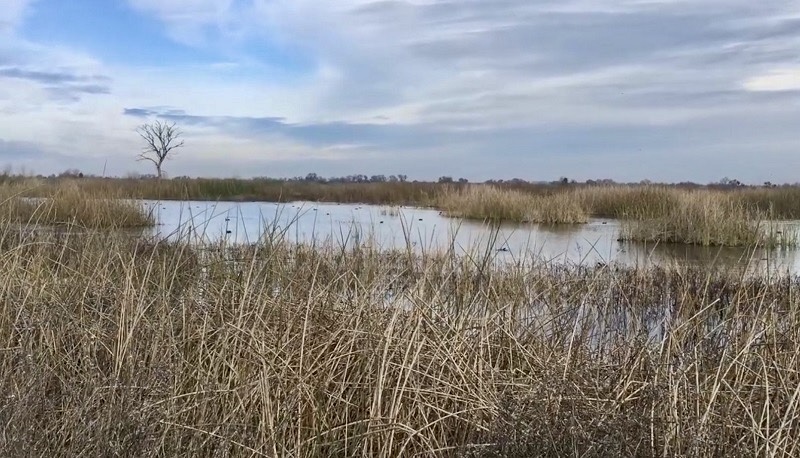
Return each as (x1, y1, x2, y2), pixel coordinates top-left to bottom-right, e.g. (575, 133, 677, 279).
(1, 0, 799, 182)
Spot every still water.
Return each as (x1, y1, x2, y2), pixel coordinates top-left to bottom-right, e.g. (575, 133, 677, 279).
(143, 200, 800, 274)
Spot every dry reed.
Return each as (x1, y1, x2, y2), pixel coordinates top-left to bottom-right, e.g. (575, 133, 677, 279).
(0, 181, 153, 228)
(619, 192, 797, 247)
(1, 222, 799, 456)
(437, 185, 588, 224)
(13, 176, 800, 219)
(6, 177, 800, 246)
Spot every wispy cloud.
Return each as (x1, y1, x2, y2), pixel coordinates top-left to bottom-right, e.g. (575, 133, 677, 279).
(744, 68, 800, 92)
(0, 0, 33, 34)
(0, 67, 107, 85)
(0, 66, 111, 103)
(123, 106, 437, 150)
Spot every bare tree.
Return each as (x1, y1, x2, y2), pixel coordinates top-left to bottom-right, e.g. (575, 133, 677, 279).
(136, 120, 184, 179)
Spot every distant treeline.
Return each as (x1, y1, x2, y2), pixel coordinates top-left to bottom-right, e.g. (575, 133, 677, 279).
(0, 167, 789, 188)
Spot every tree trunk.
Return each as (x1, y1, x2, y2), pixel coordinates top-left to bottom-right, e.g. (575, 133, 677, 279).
(156, 164, 162, 179)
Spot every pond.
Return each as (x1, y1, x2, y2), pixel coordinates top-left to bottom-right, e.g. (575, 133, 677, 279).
(143, 200, 800, 274)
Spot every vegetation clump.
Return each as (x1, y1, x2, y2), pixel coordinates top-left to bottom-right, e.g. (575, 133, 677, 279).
(0, 181, 154, 228)
(437, 185, 589, 224)
(618, 191, 796, 247)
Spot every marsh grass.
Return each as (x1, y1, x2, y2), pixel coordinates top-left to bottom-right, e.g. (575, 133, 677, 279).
(9, 177, 800, 246)
(438, 185, 531, 221)
(1, 221, 800, 456)
(573, 185, 680, 219)
(737, 186, 800, 219)
(0, 181, 153, 228)
(619, 192, 799, 247)
(14, 176, 800, 217)
(429, 185, 800, 246)
(34, 177, 443, 206)
(528, 192, 589, 224)
(437, 185, 588, 223)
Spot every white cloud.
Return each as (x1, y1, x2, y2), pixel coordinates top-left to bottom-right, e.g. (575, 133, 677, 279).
(0, 0, 34, 34)
(743, 68, 800, 92)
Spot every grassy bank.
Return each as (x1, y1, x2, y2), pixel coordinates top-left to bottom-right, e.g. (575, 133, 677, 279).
(1, 225, 799, 456)
(0, 181, 154, 228)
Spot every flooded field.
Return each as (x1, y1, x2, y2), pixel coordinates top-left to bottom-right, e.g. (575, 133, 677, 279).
(144, 200, 800, 274)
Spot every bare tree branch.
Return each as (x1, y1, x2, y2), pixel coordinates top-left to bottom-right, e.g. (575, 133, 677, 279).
(135, 120, 185, 179)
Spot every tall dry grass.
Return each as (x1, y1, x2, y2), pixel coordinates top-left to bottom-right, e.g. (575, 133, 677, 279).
(0, 181, 153, 228)
(618, 191, 796, 247)
(572, 185, 680, 219)
(1, 223, 800, 456)
(12, 176, 800, 218)
(24, 177, 443, 206)
(437, 185, 799, 246)
(437, 185, 589, 224)
(434, 184, 796, 247)
(736, 186, 800, 219)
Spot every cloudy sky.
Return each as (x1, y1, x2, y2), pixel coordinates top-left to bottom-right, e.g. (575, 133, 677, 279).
(1, 0, 799, 182)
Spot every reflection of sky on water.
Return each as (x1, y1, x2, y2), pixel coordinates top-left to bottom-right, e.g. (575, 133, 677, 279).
(142, 201, 800, 275)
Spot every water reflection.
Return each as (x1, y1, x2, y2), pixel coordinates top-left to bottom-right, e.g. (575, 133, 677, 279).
(142, 200, 800, 274)
(628, 242, 798, 275)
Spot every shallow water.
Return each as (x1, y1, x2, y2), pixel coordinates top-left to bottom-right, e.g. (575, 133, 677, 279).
(143, 200, 800, 274)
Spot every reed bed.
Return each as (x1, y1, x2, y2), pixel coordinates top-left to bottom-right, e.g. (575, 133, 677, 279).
(437, 185, 798, 246)
(0, 181, 153, 228)
(28, 177, 443, 206)
(1, 223, 799, 456)
(736, 186, 800, 219)
(12, 176, 800, 218)
(437, 185, 588, 224)
(618, 192, 797, 247)
(572, 185, 681, 219)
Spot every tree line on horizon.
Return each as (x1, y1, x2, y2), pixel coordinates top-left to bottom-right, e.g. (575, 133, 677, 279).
(0, 166, 788, 189)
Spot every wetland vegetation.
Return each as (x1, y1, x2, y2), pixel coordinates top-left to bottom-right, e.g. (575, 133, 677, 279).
(0, 180, 153, 229)
(1, 175, 800, 456)
(6, 174, 800, 246)
(2, 222, 800, 456)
